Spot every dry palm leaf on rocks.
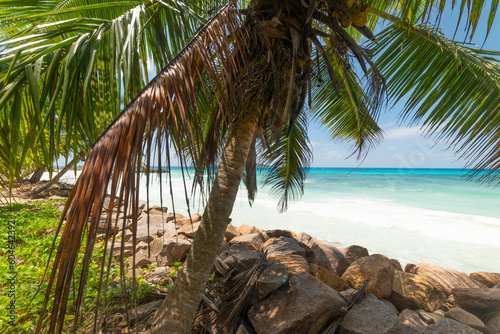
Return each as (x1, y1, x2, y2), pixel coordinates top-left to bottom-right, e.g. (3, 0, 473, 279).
(191, 250, 370, 334)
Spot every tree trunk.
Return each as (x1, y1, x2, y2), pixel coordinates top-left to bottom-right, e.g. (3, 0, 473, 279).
(151, 110, 261, 333)
(29, 167, 47, 183)
(30, 153, 83, 196)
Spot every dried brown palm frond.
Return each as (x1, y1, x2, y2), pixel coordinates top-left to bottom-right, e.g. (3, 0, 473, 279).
(192, 251, 269, 334)
(35, 3, 247, 333)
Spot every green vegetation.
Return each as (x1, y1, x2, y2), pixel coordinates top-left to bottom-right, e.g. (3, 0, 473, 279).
(0, 201, 155, 333)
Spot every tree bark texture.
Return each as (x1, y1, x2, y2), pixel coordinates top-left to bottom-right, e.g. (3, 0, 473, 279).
(152, 110, 261, 333)
(29, 167, 47, 183)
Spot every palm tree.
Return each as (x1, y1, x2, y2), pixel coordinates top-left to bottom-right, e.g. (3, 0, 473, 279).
(0, 0, 203, 186)
(1, 0, 500, 333)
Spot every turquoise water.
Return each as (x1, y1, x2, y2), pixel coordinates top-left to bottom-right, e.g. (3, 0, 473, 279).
(48, 168, 500, 273)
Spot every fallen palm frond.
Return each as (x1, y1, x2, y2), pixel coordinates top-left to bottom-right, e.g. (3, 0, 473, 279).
(36, 3, 247, 333)
(192, 251, 269, 334)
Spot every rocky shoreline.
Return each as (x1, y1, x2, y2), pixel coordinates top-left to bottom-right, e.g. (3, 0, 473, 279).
(10, 183, 500, 333)
(93, 196, 500, 333)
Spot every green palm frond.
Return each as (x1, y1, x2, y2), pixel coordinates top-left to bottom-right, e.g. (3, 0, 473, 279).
(262, 112, 313, 212)
(366, 0, 498, 40)
(374, 24, 500, 182)
(311, 48, 384, 156)
(0, 0, 204, 184)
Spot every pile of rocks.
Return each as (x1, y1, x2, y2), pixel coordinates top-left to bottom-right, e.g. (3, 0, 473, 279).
(223, 227, 500, 333)
(83, 199, 500, 333)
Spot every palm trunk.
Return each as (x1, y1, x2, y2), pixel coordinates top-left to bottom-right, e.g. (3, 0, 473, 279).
(30, 152, 83, 196)
(152, 110, 260, 333)
(29, 167, 47, 183)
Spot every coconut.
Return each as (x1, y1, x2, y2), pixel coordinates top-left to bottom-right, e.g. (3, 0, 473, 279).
(348, 1, 368, 27)
(340, 14, 351, 28)
(341, 0, 355, 9)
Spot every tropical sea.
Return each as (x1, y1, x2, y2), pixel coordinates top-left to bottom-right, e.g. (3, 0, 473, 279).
(48, 168, 500, 274)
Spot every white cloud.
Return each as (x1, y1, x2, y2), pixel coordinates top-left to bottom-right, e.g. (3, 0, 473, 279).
(384, 126, 423, 139)
(326, 150, 341, 159)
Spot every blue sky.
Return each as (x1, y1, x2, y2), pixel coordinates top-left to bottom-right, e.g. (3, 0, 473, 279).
(309, 2, 500, 168)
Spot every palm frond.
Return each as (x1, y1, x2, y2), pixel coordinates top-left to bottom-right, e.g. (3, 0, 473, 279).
(262, 112, 313, 212)
(374, 24, 500, 182)
(0, 0, 204, 184)
(310, 55, 384, 157)
(36, 3, 246, 332)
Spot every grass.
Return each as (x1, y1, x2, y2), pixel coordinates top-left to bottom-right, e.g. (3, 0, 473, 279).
(0, 200, 155, 333)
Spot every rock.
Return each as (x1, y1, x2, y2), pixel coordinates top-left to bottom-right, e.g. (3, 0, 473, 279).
(102, 196, 120, 211)
(310, 263, 347, 291)
(57, 205, 65, 213)
(265, 229, 295, 239)
(149, 237, 164, 258)
(303, 237, 348, 276)
(405, 264, 417, 273)
(144, 205, 168, 215)
(176, 222, 201, 237)
(134, 224, 160, 243)
(439, 294, 456, 312)
(485, 311, 500, 334)
(380, 299, 400, 315)
(416, 309, 445, 324)
(269, 254, 310, 275)
(137, 214, 168, 227)
(402, 324, 421, 334)
(389, 270, 447, 312)
(419, 318, 482, 334)
(341, 245, 369, 265)
(341, 254, 395, 298)
(229, 232, 269, 251)
(248, 272, 345, 334)
(123, 229, 133, 242)
(156, 238, 191, 267)
(452, 288, 500, 315)
(129, 249, 154, 268)
(469, 271, 500, 288)
(445, 307, 488, 333)
(256, 262, 289, 300)
(166, 212, 185, 222)
(391, 259, 404, 271)
(414, 263, 486, 296)
(171, 213, 202, 227)
(135, 241, 149, 251)
(264, 237, 306, 258)
(399, 309, 428, 328)
(135, 216, 177, 238)
(219, 244, 260, 270)
(238, 224, 261, 235)
(225, 223, 241, 242)
(339, 293, 404, 334)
